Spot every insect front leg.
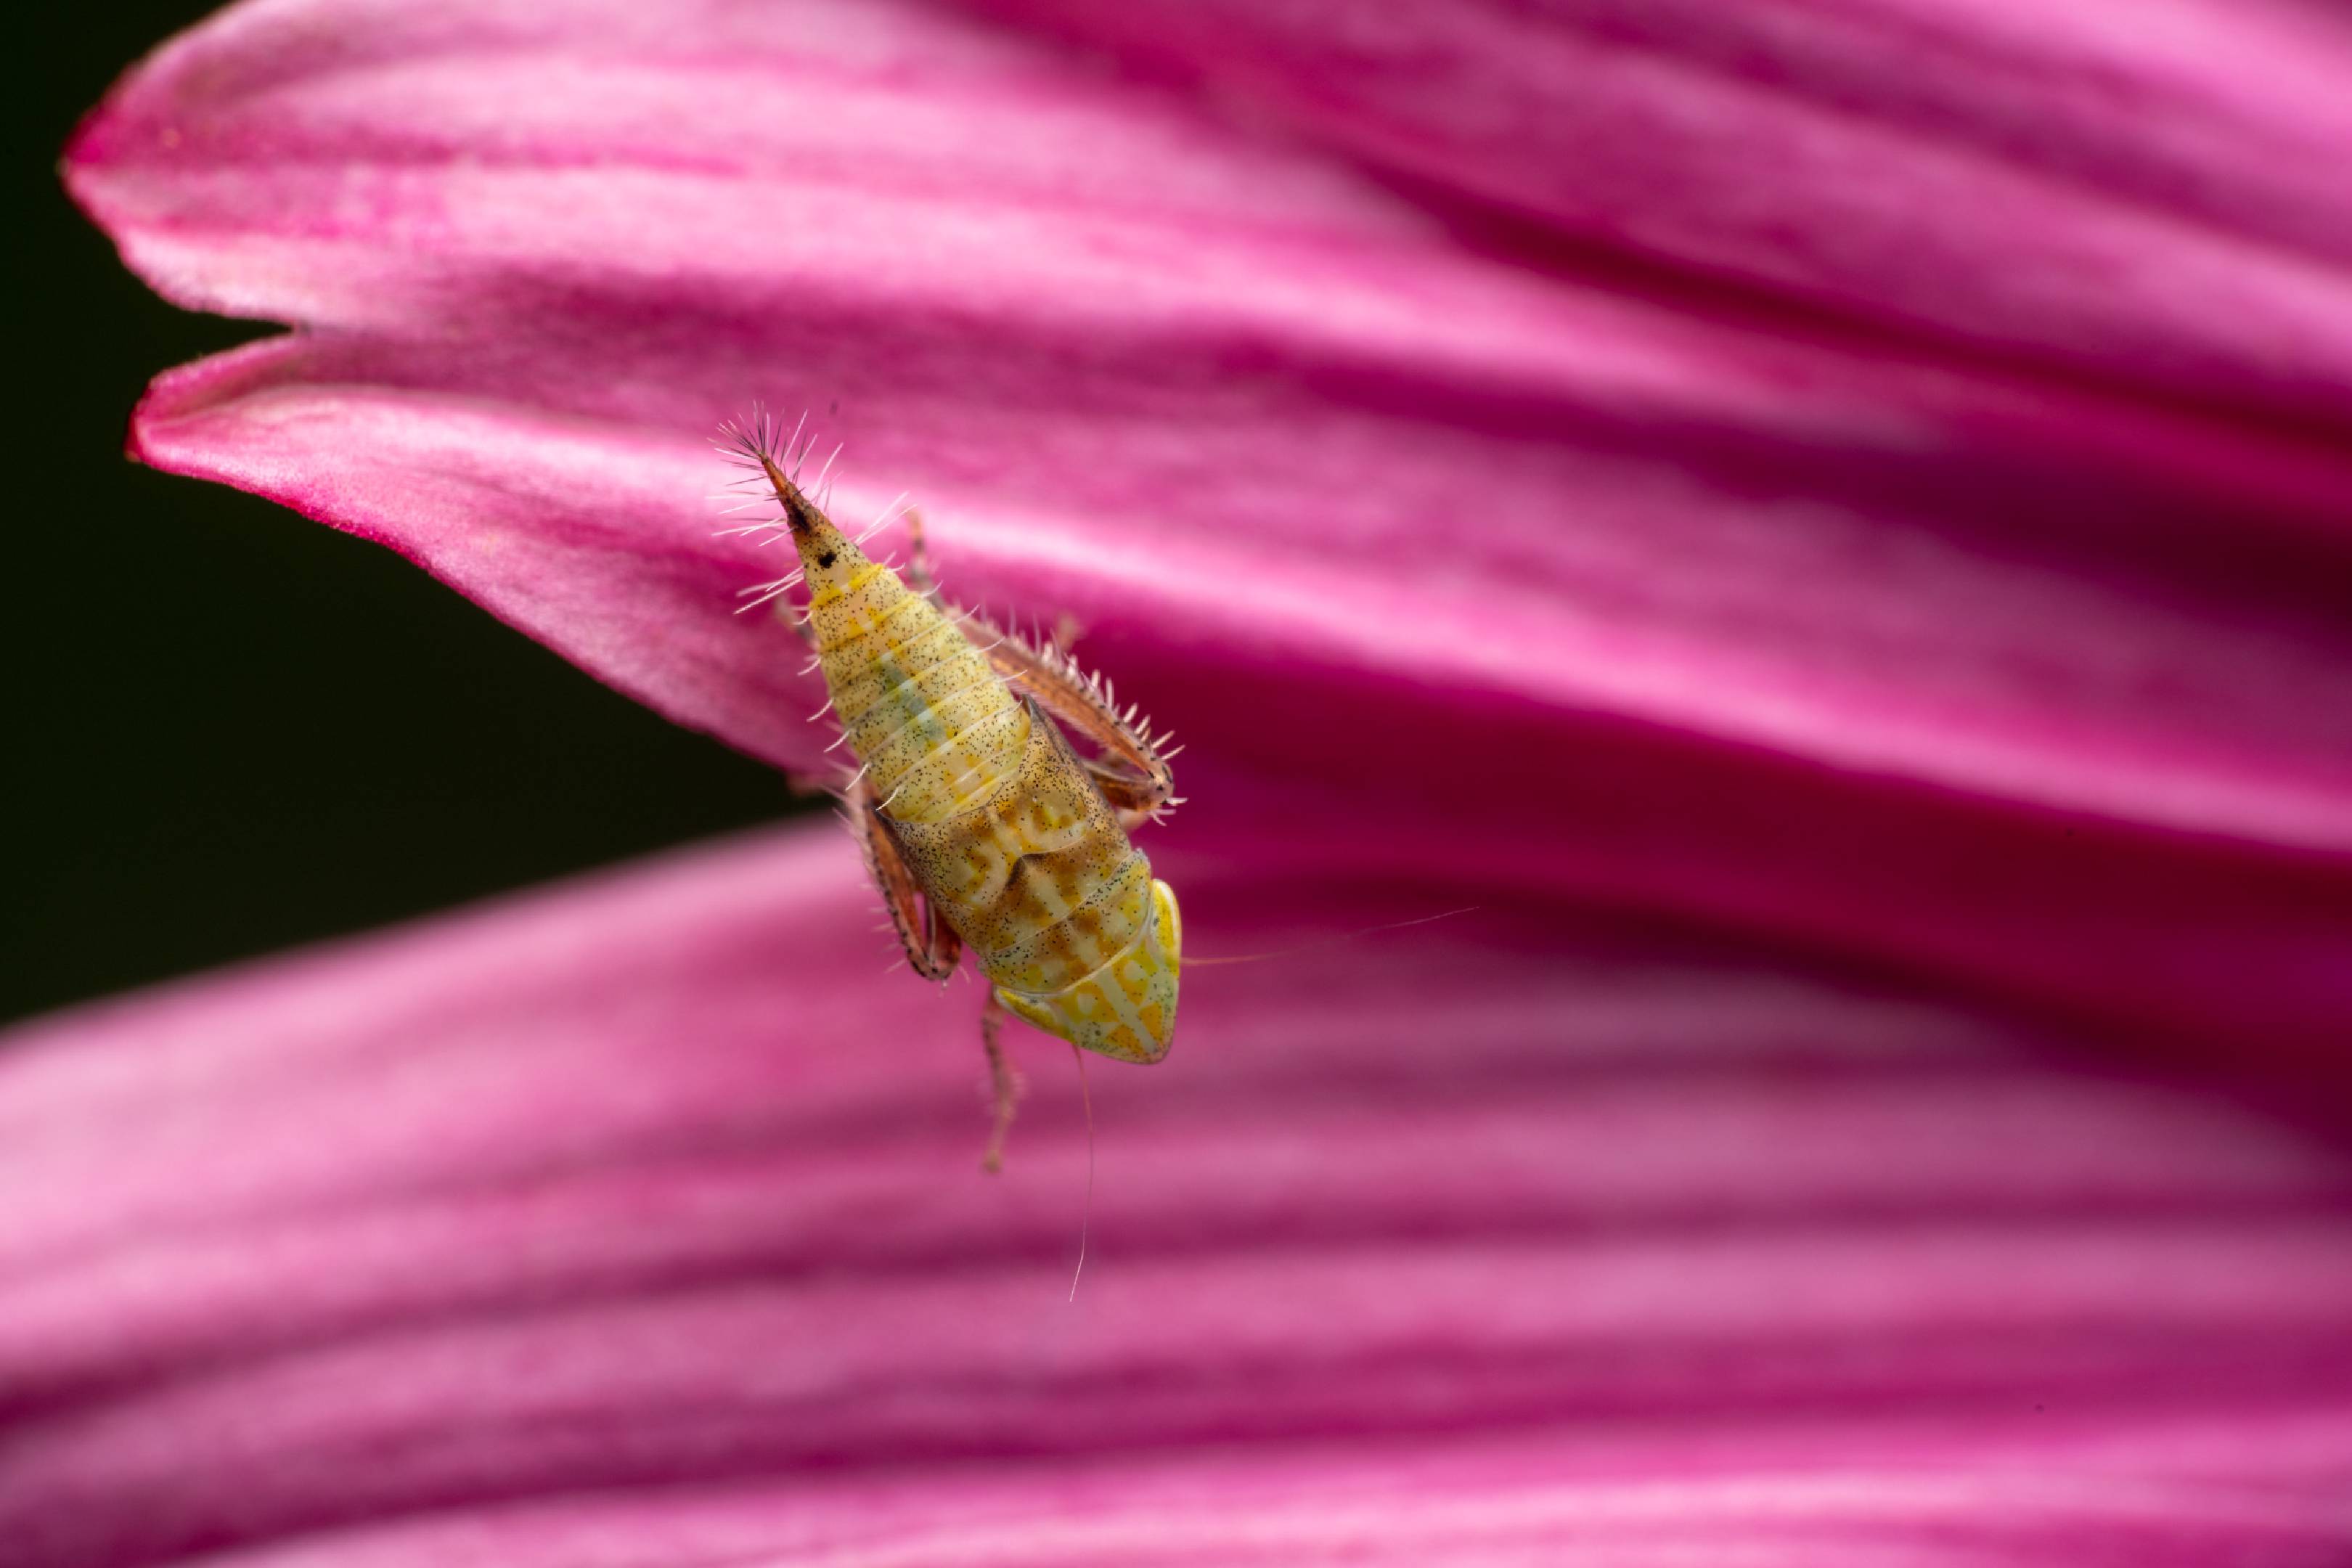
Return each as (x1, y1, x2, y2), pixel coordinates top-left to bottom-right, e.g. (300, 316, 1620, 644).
(844, 777, 961, 982)
(900, 508, 947, 608)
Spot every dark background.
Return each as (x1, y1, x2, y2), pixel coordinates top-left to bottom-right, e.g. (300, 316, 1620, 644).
(5, 2, 796, 1025)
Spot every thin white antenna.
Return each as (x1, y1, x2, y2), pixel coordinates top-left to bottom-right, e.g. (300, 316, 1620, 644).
(1068, 1041, 1094, 1304)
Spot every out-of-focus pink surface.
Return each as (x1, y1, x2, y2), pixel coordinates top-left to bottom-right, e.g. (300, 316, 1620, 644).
(7, 832, 2352, 1566)
(25, 0, 2352, 1561)
(971, 0, 2352, 433)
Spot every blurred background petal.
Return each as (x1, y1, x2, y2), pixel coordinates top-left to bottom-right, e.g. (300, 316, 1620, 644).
(6, 829, 2351, 1567)
(968, 0, 2352, 435)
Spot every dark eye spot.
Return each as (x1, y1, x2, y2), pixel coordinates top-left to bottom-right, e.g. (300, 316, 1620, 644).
(816, 550, 837, 568)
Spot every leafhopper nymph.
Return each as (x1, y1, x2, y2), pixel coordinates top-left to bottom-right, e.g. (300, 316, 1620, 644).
(720, 416, 1183, 1169)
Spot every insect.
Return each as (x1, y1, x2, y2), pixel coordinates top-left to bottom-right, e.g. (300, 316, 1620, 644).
(719, 415, 1184, 1170)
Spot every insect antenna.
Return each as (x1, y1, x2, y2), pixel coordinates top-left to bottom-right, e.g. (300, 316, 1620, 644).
(1068, 1040, 1095, 1304)
(1187, 907, 1483, 966)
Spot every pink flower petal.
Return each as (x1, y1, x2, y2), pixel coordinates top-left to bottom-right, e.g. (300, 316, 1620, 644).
(4, 828, 2351, 1566)
(60, 0, 2352, 1056)
(973, 0, 2352, 433)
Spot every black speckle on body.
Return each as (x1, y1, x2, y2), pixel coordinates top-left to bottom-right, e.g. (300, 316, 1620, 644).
(817, 550, 837, 568)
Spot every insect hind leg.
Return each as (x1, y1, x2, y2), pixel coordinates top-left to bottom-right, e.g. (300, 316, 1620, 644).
(979, 989, 1022, 1174)
(983, 630, 1179, 819)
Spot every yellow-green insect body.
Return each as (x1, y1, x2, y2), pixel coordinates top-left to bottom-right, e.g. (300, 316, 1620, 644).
(722, 421, 1182, 1158)
(800, 503, 1182, 1063)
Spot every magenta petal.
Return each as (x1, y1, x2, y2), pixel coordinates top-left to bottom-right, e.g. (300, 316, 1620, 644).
(4, 831, 2352, 1565)
(60, 0, 2352, 1053)
(975, 0, 2352, 434)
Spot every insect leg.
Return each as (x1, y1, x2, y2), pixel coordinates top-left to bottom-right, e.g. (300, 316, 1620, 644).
(844, 776, 962, 981)
(979, 630, 1178, 817)
(901, 508, 947, 608)
(979, 989, 1021, 1174)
